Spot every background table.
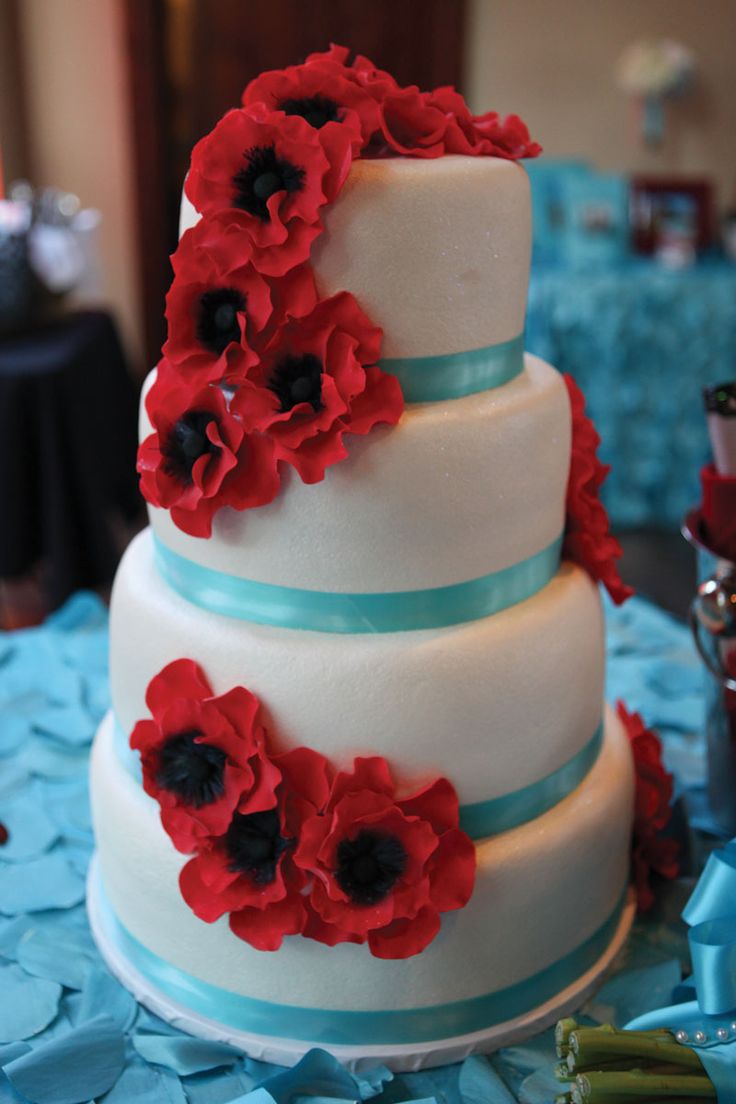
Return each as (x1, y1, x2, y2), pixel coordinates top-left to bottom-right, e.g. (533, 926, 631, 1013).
(527, 260, 736, 530)
(0, 590, 711, 1102)
(0, 311, 141, 610)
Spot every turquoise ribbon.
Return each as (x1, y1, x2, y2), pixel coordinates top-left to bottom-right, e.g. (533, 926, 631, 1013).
(94, 870, 625, 1046)
(379, 334, 524, 403)
(627, 838, 736, 1103)
(115, 717, 603, 842)
(154, 534, 562, 635)
(458, 722, 603, 838)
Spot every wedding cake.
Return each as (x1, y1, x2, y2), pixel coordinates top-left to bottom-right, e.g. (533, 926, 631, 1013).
(88, 46, 637, 1071)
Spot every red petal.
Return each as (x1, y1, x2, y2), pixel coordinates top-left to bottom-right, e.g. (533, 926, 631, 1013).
(368, 904, 441, 959)
(229, 892, 307, 951)
(397, 776, 460, 833)
(145, 659, 213, 718)
(427, 829, 477, 912)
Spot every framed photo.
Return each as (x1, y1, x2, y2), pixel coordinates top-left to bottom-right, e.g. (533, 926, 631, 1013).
(630, 176, 714, 255)
(559, 172, 630, 267)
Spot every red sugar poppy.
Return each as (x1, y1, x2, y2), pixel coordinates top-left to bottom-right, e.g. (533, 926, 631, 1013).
(130, 659, 280, 854)
(179, 746, 332, 951)
(294, 756, 476, 959)
(617, 702, 679, 912)
(563, 375, 634, 605)
(185, 105, 354, 275)
(137, 369, 280, 538)
(232, 291, 404, 484)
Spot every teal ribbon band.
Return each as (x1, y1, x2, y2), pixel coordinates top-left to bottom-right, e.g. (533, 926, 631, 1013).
(458, 721, 604, 838)
(94, 870, 625, 1047)
(154, 534, 562, 635)
(379, 334, 524, 403)
(114, 716, 603, 842)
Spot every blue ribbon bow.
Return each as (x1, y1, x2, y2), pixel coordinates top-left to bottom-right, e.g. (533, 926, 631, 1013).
(627, 839, 736, 1102)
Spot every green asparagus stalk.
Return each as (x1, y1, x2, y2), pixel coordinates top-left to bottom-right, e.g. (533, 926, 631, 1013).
(569, 1027, 705, 1071)
(573, 1070, 716, 1100)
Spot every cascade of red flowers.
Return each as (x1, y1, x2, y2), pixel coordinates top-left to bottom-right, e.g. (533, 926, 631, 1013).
(137, 45, 540, 538)
(133, 660, 477, 958)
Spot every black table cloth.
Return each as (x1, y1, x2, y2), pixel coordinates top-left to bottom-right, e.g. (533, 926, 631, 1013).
(0, 310, 141, 608)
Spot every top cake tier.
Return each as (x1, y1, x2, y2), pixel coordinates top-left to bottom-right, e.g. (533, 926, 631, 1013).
(179, 155, 531, 359)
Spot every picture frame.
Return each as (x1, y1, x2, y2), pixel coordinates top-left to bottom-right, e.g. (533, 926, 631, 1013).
(630, 175, 714, 255)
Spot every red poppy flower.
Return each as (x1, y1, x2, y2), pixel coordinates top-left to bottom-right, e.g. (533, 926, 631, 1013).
(617, 702, 679, 912)
(377, 87, 449, 159)
(294, 757, 477, 959)
(242, 60, 378, 150)
(165, 221, 319, 383)
(231, 292, 404, 485)
(130, 659, 281, 854)
(467, 111, 542, 160)
(185, 105, 353, 275)
(563, 375, 634, 605)
(304, 44, 400, 103)
(179, 747, 332, 951)
(137, 369, 280, 538)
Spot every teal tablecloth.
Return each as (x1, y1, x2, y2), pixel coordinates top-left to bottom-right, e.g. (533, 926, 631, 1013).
(0, 592, 710, 1103)
(527, 260, 736, 529)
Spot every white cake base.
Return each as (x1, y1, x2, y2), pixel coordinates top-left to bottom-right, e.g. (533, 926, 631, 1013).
(87, 856, 634, 1072)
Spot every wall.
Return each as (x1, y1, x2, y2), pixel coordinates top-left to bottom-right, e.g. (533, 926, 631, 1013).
(17, 0, 142, 365)
(466, 0, 736, 212)
(0, 0, 28, 185)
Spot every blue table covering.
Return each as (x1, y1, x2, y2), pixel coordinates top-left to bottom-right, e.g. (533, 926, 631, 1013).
(0, 591, 709, 1103)
(527, 260, 736, 529)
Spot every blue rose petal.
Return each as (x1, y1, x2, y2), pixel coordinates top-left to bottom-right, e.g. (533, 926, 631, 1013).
(0, 964, 62, 1043)
(132, 1033, 242, 1075)
(3, 1014, 125, 1104)
(0, 790, 59, 863)
(101, 1055, 186, 1104)
(458, 1056, 515, 1104)
(16, 922, 95, 989)
(0, 854, 85, 915)
(75, 968, 136, 1031)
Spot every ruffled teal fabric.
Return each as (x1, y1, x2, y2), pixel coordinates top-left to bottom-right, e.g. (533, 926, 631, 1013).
(0, 590, 710, 1102)
(527, 259, 736, 528)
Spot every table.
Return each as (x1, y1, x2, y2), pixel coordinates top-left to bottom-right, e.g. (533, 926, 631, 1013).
(0, 592, 709, 1103)
(527, 260, 736, 530)
(0, 311, 141, 609)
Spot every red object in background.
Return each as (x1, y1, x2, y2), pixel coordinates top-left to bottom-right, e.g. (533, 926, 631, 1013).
(630, 175, 714, 254)
(700, 464, 736, 563)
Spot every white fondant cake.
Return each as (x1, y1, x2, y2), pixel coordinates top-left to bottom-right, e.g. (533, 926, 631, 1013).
(89, 59, 635, 1071)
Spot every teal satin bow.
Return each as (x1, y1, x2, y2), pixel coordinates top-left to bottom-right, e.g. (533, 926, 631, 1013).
(627, 839, 736, 1103)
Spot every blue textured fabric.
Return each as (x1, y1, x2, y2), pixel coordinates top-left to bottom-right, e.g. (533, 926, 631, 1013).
(527, 259, 736, 528)
(0, 591, 712, 1101)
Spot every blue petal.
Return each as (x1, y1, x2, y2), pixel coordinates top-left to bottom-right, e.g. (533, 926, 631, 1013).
(352, 1064, 393, 1100)
(16, 922, 95, 989)
(0, 964, 61, 1043)
(15, 737, 89, 780)
(0, 717, 31, 758)
(75, 967, 136, 1031)
(3, 1014, 125, 1104)
(101, 1055, 186, 1104)
(585, 958, 682, 1026)
(132, 1033, 241, 1076)
(0, 854, 85, 914)
(33, 704, 95, 749)
(0, 789, 59, 863)
(458, 1056, 515, 1104)
(182, 1066, 257, 1104)
(252, 1050, 359, 1104)
(519, 1067, 565, 1104)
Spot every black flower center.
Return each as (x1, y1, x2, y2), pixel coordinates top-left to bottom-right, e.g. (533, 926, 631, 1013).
(163, 410, 219, 484)
(268, 353, 323, 413)
(335, 829, 407, 906)
(196, 288, 245, 355)
(232, 145, 305, 223)
(278, 95, 341, 130)
(155, 729, 227, 807)
(225, 808, 292, 885)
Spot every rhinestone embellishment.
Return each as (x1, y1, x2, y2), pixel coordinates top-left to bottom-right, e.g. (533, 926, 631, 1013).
(717, 1027, 730, 1041)
(675, 1029, 689, 1043)
(693, 1030, 707, 1044)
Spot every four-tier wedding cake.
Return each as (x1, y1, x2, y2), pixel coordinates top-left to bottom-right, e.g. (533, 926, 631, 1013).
(88, 45, 638, 1071)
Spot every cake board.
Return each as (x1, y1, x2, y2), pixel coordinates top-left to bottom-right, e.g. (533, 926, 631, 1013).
(87, 857, 635, 1074)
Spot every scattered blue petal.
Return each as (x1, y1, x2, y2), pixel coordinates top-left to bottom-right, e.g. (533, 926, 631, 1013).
(3, 1015, 125, 1104)
(352, 1064, 393, 1100)
(0, 963, 61, 1042)
(0, 789, 59, 862)
(132, 1034, 241, 1076)
(0, 854, 85, 915)
(458, 1056, 515, 1104)
(250, 1050, 359, 1104)
(33, 703, 95, 749)
(16, 922, 95, 989)
(182, 1065, 256, 1104)
(585, 958, 682, 1026)
(0, 716, 31, 758)
(518, 1066, 564, 1104)
(102, 1055, 187, 1104)
(76, 967, 136, 1031)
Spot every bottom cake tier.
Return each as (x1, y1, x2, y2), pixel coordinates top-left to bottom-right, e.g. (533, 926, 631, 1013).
(89, 704, 635, 1070)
